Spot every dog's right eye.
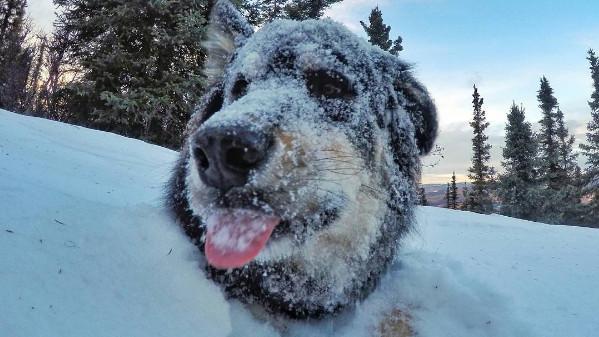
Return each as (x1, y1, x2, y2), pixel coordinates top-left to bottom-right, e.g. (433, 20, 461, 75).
(306, 70, 356, 100)
(231, 78, 249, 100)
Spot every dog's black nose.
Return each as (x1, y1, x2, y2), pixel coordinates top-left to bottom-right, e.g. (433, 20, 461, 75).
(192, 126, 270, 190)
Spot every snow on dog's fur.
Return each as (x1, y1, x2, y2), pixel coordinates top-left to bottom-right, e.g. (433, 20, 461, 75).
(167, 0, 438, 321)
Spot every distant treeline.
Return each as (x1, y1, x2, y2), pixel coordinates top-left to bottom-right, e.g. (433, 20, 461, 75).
(433, 53, 599, 228)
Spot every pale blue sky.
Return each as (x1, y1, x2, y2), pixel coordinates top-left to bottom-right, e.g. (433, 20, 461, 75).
(325, 0, 599, 182)
(28, 0, 599, 183)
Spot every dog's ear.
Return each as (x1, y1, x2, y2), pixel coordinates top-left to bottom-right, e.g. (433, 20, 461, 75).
(382, 56, 438, 156)
(204, 1, 254, 83)
(393, 71, 438, 155)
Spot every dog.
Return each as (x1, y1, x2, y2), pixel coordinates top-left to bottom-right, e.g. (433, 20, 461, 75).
(167, 0, 438, 322)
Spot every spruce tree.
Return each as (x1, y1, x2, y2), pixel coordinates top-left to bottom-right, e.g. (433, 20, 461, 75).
(445, 183, 450, 208)
(0, 0, 35, 113)
(467, 85, 495, 214)
(237, 0, 341, 25)
(580, 48, 599, 224)
(360, 6, 403, 55)
(555, 107, 579, 184)
(418, 186, 428, 206)
(460, 182, 470, 210)
(555, 108, 583, 224)
(450, 171, 458, 209)
(53, 0, 209, 148)
(284, 0, 342, 20)
(496, 102, 541, 220)
(535, 77, 582, 224)
(537, 76, 560, 189)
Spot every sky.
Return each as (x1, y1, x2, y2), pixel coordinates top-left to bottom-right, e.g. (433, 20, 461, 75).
(26, 0, 599, 183)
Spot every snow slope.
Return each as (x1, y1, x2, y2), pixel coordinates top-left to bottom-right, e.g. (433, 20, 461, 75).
(1, 110, 598, 336)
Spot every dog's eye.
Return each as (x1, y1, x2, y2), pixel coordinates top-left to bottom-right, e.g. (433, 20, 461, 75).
(306, 70, 355, 99)
(231, 77, 248, 100)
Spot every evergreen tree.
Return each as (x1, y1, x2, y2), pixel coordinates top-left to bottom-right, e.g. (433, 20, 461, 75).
(360, 6, 402, 55)
(418, 185, 428, 206)
(555, 107, 583, 223)
(555, 107, 579, 183)
(284, 0, 342, 20)
(467, 85, 495, 214)
(580, 48, 599, 224)
(459, 182, 470, 210)
(535, 77, 582, 224)
(237, 0, 341, 26)
(450, 171, 458, 209)
(53, 0, 209, 148)
(496, 102, 542, 220)
(0, 0, 36, 113)
(445, 183, 450, 208)
(537, 76, 560, 189)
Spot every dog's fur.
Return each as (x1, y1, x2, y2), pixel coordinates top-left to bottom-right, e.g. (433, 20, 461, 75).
(167, 0, 437, 321)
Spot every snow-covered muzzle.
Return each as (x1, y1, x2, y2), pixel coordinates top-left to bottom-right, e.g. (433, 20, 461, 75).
(167, 0, 438, 320)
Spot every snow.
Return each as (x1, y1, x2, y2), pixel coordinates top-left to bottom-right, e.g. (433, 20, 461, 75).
(1, 109, 598, 336)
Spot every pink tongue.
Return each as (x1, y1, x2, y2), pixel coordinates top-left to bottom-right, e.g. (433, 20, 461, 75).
(205, 209, 280, 269)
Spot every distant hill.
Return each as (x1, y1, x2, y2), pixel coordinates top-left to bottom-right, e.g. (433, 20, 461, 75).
(422, 183, 469, 208)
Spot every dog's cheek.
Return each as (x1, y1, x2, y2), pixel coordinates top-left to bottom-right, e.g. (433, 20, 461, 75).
(300, 134, 389, 282)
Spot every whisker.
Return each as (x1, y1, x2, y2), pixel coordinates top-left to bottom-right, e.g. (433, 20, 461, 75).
(316, 187, 351, 205)
(316, 169, 365, 176)
(319, 149, 356, 155)
(302, 175, 357, 182)
(313, 162, 365, 169)
(359, 184, 387, 199)
(360, 184, 386, 195)
(314, 155, 361, 162)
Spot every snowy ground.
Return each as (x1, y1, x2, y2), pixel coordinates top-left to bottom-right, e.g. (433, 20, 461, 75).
(1, 109, 598, 337)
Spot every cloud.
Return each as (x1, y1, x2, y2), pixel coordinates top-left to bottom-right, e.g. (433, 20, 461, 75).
(422, 121, 504, 184)
(324, 0, 392, 34)
(27, 0, 57, 33)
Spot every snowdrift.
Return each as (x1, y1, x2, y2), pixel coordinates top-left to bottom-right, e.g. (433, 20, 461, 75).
(1, 110, 598, 337)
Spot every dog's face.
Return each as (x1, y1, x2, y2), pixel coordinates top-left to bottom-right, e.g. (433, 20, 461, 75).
(170, 1, 437, 319)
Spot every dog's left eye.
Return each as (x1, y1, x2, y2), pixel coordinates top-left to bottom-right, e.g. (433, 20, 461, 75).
(306, 70, 356, 99)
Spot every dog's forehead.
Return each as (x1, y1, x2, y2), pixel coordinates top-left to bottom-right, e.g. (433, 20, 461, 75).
(233, 20, 373, 74)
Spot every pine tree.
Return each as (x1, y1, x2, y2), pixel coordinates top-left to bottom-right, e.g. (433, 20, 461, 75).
(53, 0, 209, 148)
(555, 107, 579, 184)
(467, 85, 495, 214)
(537, 76, 560, 189)
(360, 6, 403, 55)
(418, 186, 428, 206)
(580, 48, 599, 224)
(459, 182, 470, 210)
(0, 0, 36, 113)
(555, 107, 583, 223)
(496, 102, 542, 220)
(534, 77, 582, 224)
(237, 0, 341, 25)
(445, 183, 450, 208)
(284, 0, 342, 20)
(450, 171, 458, 209)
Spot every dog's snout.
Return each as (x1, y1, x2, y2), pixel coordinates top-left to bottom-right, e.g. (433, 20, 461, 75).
(192, 126, 270, 190)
